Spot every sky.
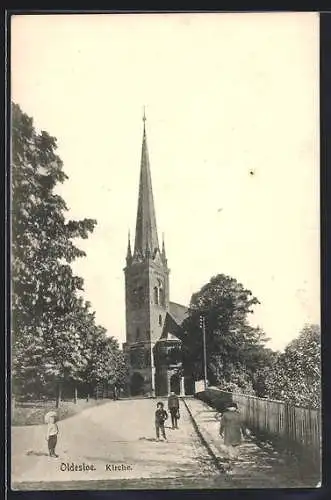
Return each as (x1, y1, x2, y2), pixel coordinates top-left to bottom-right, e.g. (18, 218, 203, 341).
(11, 13, 320, 351)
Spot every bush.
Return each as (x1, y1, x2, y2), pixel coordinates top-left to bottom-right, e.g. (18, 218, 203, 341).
(196, 388, 233, 412)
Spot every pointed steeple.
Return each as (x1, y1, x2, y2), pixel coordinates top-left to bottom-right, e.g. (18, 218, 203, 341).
(126, 230, 132, 263)
(162, 232, 167, 264)
(133, 110, 160, 259)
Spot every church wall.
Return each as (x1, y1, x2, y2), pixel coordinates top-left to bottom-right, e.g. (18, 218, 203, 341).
(148, 261, 170, 344)
(124, 265, 152, 344)
(128, 367, 155, 397)
(125, 308, 151, 344)
(155, 370, 168, 397)
(123, 340, 155, 396)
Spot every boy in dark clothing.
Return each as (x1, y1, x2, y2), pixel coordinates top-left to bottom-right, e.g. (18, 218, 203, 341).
(168, 392, 180, 429)
(155, 402, 168, 441)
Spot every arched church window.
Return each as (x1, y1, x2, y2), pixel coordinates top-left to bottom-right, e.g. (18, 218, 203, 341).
(159, 314, 162, 326)
(159, 287, 164, 307)
(157, 279, 164, 307)
(154, 286, 159, 305)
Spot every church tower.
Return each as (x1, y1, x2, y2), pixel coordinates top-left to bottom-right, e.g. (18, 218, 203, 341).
(124, 111, 170, 396)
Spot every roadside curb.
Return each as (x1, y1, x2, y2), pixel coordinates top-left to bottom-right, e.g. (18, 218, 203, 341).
(183, 398, 226, 474)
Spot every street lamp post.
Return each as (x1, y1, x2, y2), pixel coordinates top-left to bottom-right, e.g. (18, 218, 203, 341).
(199, 314, 208, 390)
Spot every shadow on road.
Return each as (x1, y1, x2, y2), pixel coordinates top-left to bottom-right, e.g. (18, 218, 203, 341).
(26, 450, 49, 457)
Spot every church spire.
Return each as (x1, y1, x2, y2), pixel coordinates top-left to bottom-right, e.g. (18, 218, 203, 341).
(133, 110, 160, 259)
(126, 230, 132, 262)
(162, 232, 167, 263)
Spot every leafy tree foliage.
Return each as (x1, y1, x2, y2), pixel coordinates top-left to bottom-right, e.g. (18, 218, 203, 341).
(79, 318, 129, 394)
(181, 274, 320, 407)
(182, 274, 271, 393)
(11, 103, 128, 402)
(263, 324, 321, 408)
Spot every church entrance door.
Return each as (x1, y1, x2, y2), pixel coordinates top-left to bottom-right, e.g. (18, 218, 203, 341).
(170, 374, 180, 395)
(130, 372, 145, 396)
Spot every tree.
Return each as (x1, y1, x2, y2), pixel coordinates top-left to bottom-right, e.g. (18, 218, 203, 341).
(182, 274, 270, 392)
(11, 103, 130, 403)
(264, 324, 321, 408)
(11, 102, 98, 401)
(113, 349, 130, 390)
(79, 323, 129, 396)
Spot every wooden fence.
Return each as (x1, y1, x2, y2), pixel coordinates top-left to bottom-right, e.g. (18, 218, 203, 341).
(200, 388, 321, 471)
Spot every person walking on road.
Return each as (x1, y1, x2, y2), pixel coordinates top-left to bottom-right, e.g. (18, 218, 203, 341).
(219, 402, 246, 460)
(155, 402, 168, 441)
(168, 391, 180, 429)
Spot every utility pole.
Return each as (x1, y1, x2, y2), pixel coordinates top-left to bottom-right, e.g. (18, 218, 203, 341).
(200, 314, 208, 390)
(150, 342, 156, 398)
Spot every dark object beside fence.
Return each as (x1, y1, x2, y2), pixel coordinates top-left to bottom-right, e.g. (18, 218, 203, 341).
(197, 387, 321, 474)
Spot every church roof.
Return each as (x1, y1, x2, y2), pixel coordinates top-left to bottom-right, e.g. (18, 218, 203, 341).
(159, 312, 181, 340)
(158, 331, 181, 342)
(133, 114, 160, 258)
(157, 303, 188, 343)
(169, 301, 188, 326)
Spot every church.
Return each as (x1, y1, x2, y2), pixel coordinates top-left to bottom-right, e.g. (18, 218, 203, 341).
(123, 114, 189, 397)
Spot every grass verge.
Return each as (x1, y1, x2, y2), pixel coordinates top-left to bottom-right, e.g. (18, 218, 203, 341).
(12, 398, 111, 426)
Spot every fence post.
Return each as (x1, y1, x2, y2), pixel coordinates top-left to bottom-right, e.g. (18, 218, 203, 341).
(284, 402, 290, 454)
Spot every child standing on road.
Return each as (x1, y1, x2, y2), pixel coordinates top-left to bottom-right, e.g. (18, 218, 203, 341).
(155, 402, 168, 441)
(168, 391, 180, 429)
(46, 415, 59, 457)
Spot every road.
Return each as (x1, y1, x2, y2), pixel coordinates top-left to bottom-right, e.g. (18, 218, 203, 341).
(12, 398, 227, 490)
